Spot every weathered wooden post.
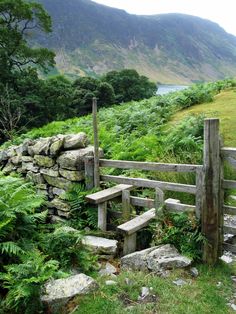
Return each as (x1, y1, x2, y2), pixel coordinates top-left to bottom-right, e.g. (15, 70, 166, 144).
(122, 189, 131, 221)
(92, 97, 100, 188)
(202, 118, 223, 264)
(84, 156, 95, 190)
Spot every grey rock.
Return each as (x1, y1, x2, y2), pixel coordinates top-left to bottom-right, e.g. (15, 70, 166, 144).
(64, 133, 89, 150)
(105, 280, 117, 286)
(36, 184, 48, 190)
(26, 171, 45, 185)
(2, 162, 15, 174)
(57, 146, 95, 170)
(59, 168, 84, 181)
(41, 274, 98, 312)
(15, 143, 28, 156)
(99, 262, 117, 276)
(34, 155, 55, 167)
(52, 187, 66, 196)
(40, 168, 59, 177)
(0, 150, 8, 162)
(22, 162, 39, 173)
(82, 236, 118, 256)
(229, 303, 236, 311)
(30, 137, 52, 156)
(50, 198, 71, 212)
(173, 279, 187, 286)
(10, 155, 22, 165)
(50, 136, 65, 156)
(50, 215, 67, 224)
(43, 174, 71, 190)
(190, 267, 199, 278)
(57, 210, 71, 218)
(6, 147, 17, 158)
(121, 244, 191, 272)
(21, 156, 34, 162)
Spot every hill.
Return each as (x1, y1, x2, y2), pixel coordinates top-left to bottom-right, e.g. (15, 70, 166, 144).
(34, 0, 236, 83)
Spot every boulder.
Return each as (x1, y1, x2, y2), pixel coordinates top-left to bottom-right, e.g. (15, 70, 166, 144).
(50, 198, 71, 212)
(6, 146, 17, 158)
(82, 236, 118, 256)
(10, 155, 22, 165)
(2, 162, 16, 174)
(59, 168, 84, 181)
(15, 142, 28, 156)
(34, 155, 55, 167)
(43, 174, 71, 190)
(41, 274, 98, 313)
(57, 210, 71, 218)
(52, 187, 66, 196)
(64, 133, 89, 150)
(29, 137, 52, 156)
(50, 136, 65, 156)
(57, 146, 95, 170)
(21, 156, 34, 162)
(121, 244, 191, 272)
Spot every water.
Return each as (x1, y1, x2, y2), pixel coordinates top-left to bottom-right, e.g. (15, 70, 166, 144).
(156, 84, 188, 95)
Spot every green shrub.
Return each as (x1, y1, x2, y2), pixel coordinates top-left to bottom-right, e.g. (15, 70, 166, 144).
(153, 211, 204, 261)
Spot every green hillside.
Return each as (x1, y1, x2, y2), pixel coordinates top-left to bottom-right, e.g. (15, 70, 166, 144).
(34, 0, 236, 83)
(170, 89, 236, 146)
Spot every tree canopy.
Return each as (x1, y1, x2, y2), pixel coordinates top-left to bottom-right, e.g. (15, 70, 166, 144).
(0, 0, 55, 84)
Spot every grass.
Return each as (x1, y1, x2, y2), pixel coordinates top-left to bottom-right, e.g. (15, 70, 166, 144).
(71, 262, 235, 314)
(170, 89, 236, 147)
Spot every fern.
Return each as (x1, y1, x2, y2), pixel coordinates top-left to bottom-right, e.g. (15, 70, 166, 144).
(0, 241, 24, 257)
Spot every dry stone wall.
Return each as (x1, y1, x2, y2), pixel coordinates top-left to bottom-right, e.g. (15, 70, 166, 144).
(0, 133, 101, 219)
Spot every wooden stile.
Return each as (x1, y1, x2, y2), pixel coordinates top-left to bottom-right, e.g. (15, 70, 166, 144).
(84, 156, 95, 190)
(92, 97, 100, 188)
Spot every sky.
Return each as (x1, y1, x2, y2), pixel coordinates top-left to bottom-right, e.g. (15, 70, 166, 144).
(92, 0, 236, 36)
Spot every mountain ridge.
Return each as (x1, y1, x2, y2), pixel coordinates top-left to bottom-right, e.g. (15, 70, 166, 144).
(35, 0, 236, 83)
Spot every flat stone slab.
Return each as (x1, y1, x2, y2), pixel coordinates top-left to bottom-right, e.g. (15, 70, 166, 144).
(41, 274, 98, 311)
(82, 236, 118, 256)
(121, 244, 191, 272)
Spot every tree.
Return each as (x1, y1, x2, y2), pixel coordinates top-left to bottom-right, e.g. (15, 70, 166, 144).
(0, 0, 55, 83)
(102, 69, 157, 103)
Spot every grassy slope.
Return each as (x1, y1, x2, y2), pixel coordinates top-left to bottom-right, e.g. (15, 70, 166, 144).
(171, 89, 236, 147)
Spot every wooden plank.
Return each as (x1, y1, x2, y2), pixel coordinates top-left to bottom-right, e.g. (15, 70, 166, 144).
(225, 156, 236, 170)
(122, 190, 131, 221)
(118, 208, 156, 235)
(86, 184, 133, 204)
(92, 97, 100, 188)
(223, 242, 236, 254)
(98, 202, 107, 231)
(195, 166, 205, 219)
(164, 201, 196, 213)
(223, 180, 236, 189)
(101, 175, 196, 194)
(130, 196, 155, 209)
(84, 156, 94, 190)
(224, 205, 236, 215)
(221, 147, 236, 158)
(123, 233, 137, 255)
(99, 159, 201, 173)
(202, 118, 221, 264)
(224, 225, 236, 235)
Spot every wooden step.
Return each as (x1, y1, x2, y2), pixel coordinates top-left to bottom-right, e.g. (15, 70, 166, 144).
(117, 208, 156, 235)
(86, 184, 133, 204)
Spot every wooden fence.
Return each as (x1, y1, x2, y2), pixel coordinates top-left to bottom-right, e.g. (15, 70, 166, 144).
(86, 99, 236, 264)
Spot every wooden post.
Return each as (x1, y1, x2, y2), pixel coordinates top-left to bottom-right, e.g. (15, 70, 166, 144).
(195, 166, 205, 219)
(123, 233, 137, 255)
(155, 187, 164, 213)
(84, 156, 94, 190)
(202, 118, 222, 264)
(92, 97, 100, 188)
(98, 202, 107, 231)
(122, 189, 131, 221)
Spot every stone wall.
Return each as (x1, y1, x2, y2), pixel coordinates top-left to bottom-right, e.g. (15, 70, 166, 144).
(0, 133, 100, 219)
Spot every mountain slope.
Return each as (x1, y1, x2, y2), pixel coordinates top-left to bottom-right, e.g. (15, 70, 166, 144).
(36, 0, 236, 83)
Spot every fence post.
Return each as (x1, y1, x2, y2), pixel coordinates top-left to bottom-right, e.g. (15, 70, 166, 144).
(122, 190, 131, 221)
(92, 97, 100, 188)
(84, 156, 95, 190)
(202, 118, 222, 264)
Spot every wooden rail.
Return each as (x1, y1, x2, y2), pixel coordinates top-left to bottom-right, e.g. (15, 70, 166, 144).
(223, 180, 236, 189)
(224, 205, 236, 215)
(101, 175, 196, 194)
(221, 147, 236, 158)
(99, 159, 201, 173)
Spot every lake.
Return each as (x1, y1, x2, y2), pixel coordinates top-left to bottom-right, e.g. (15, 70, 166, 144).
(156, 84, 189, 95)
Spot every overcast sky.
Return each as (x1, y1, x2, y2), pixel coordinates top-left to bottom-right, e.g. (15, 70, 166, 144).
(92, 0, 236, 36)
